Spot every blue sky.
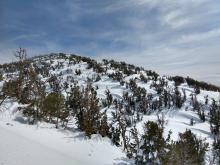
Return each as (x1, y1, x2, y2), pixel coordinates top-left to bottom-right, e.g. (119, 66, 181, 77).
(1, 0, 220, 85)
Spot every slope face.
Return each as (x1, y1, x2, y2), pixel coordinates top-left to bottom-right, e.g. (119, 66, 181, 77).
(0, 53, 220, 164)
(0, 118, 130, 165)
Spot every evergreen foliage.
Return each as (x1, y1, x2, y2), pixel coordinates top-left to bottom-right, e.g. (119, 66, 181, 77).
(166, 129, 208, 165)
(1, 51, 219, 163)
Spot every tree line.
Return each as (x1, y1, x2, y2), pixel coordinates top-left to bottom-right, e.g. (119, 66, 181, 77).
(0, 49, 220, 164)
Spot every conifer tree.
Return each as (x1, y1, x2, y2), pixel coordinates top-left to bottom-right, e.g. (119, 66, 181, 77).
(174, 86, 182, 108)
(127, 126, 140, 159)
(210, 99, 220, 136)
(212, 137, 220, 164)
(166, 129, 208, 165)
(105, 89, 113, 108)
(99, 112, 109, 137)
(137, 121, 168, 164)
(112, 127, 121, 146)
(41, 92, 65, 128)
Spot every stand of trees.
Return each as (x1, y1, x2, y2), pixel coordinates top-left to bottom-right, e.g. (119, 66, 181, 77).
(209, 99, 220, 164)
(1, 50, 220, 164)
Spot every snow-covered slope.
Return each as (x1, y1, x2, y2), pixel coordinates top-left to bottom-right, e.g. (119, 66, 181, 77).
(0, 103, 131, 165)
(0, 53, 219, 164)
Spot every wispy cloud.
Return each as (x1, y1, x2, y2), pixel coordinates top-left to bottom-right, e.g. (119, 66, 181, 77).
(177, 28, 220, 44)
(1, 0, 220, 84)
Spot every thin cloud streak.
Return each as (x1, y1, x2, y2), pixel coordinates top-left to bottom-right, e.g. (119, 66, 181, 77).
(1, 0, 220, 85)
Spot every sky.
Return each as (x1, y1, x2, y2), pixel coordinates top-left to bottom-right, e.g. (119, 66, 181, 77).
(1, 0, 220, 85)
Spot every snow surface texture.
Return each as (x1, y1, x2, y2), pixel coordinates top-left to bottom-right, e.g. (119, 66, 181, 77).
(0, 54, 219, 165)
(0, 108, 131, 165)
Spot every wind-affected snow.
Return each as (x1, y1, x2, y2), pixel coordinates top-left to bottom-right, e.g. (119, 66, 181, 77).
(0, 111, 132, 165)
(0, 54, 219, 164)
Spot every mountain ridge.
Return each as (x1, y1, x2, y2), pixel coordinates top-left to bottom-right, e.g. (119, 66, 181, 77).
(1, 52, 220, 91)
(0, 51, 220, 164)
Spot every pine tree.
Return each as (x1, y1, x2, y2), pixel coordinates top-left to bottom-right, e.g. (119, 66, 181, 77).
(14, 48, 29, 101)
(127, 126, 140, 159)
(99, 112, 109, 137)
(210, 99, 220, 136)
(41, 92, 65, 128)
(213, 137, 220, 164)
(138, 98, 148, 114)
(137, 121, 167, 164)
(174, 86, 182, 108)
(163, 90, 168, 108)
(67, 84, 84, 129)
(0, 73, 3, 81)
(70, 85, 101, 138)
(119, 117, 128, 151)
(112, 127, 121, 146)
(105, 89, 113, 108)
(166, 129, 208, 165)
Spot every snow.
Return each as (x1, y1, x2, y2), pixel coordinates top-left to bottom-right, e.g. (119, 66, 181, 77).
(0, 116, 132, 165)
(0, 54, 220, 164)
(0, 99, 132, 165)
(0, 125, 82, 165)
(132, 108, 213, 144)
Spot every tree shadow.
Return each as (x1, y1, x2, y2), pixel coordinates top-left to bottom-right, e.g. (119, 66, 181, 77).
(113, 157, 134, 165)
(60, 128, 104, 143)
(14, 116, 28, 124)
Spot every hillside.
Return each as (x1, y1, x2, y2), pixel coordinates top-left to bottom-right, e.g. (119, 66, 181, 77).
(0, 51, 220, 165)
